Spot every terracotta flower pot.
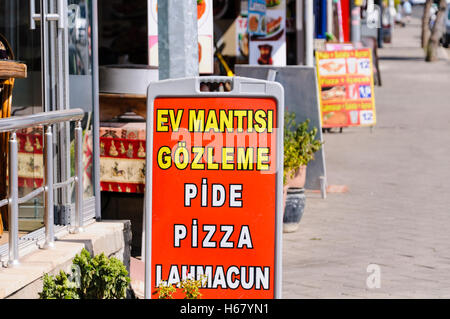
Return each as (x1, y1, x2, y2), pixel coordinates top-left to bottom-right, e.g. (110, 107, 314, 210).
(287, 165, 307, 188)
(283, 165, 307, 204)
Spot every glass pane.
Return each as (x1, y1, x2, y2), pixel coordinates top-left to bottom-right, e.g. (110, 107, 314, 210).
(68, 0, 94, 199)
(98, 0, 148, 66)
(0, 0, 42, 110)
(0, 1, 44, 234)
(16, 127, 44, 232)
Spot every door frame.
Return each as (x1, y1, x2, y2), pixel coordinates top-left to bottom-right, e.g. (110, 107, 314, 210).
(31, 0, 100, 220)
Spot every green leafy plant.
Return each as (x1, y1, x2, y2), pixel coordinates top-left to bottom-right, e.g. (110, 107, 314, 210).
(284, 112, 322, 185)
(39, 248, 130, 299)
(39, 271, 80, 299)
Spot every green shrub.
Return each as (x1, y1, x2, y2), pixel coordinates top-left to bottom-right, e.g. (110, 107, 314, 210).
(39, 248, 130, 299)
(284, 112, 322, 185)
(39, 271, 80, 299)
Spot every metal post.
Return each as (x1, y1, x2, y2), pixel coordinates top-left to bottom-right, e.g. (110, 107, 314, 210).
(92, 0, 102, 220)
(157, 0, 199, 80)
(73, 120, 84, 233)
(336, 0, 345, 42)
(62, 0, 72, 213)
(144, 126, 152, 299)
(55, 0, 71, 217)
(40, 0, 50, 113)
(351, 0, 361, 44)
(305, 0, 314, 67)
(144, 0, 199, 299)
(57, 0, 65, 29)
(43, 126, 55, 249)
(327, 0, 333, 37)
(377, 0, 383, 48)
(8, 132, 19, 267)
(320, 176, 327, 199)
(296, 0, 305, 65)
(30, 0, 37, 30)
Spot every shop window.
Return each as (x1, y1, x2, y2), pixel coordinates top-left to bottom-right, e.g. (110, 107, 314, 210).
(98, 0, 148, 66)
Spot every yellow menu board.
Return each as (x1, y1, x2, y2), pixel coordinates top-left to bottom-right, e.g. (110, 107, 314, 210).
(316, 48, 376, 128)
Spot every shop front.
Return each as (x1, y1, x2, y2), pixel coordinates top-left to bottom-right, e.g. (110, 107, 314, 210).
(0, 0, 382, 260)
(0, 0, 100, 255)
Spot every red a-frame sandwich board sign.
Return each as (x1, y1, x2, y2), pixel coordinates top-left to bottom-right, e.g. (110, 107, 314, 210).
(144, 76, 284, 299)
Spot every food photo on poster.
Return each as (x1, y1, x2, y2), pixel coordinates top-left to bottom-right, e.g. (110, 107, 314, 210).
(249, 0, 286, 66)
(247, 0, 267, 36)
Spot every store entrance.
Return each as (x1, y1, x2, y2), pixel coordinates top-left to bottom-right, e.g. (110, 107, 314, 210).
(0, 0, 97, 240)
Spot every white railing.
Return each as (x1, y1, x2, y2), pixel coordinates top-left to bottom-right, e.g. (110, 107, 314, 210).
(0, 109, 85, 267)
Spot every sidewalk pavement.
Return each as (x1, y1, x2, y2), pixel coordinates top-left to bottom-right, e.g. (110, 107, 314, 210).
(282, 17, 450, 298)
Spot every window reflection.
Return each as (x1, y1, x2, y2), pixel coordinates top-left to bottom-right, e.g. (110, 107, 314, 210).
(17, 127, 44, 232)
(98, 0, 148, 66)
(68, 0, 92, 75)
(68, 1, 94, 199)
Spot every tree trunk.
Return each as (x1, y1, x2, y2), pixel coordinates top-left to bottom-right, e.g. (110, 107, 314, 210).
(421, 0, 433, 48)
(426, 0, 448, 61)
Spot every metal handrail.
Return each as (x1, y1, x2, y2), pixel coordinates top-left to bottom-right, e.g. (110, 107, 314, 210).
(0, 108, 85, 267)
(0, 109, 84, 133)
(18, 187, 44, 205)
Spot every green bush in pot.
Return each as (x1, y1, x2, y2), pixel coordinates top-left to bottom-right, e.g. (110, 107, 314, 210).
(283, 112, 322, 187)
(283, 112, 322, 233)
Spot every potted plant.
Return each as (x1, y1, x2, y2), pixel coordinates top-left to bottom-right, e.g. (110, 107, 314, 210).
(283, 112, 322, 232)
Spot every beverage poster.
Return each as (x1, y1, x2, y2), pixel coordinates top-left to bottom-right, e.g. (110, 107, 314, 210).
(316, 48, 377, 128)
